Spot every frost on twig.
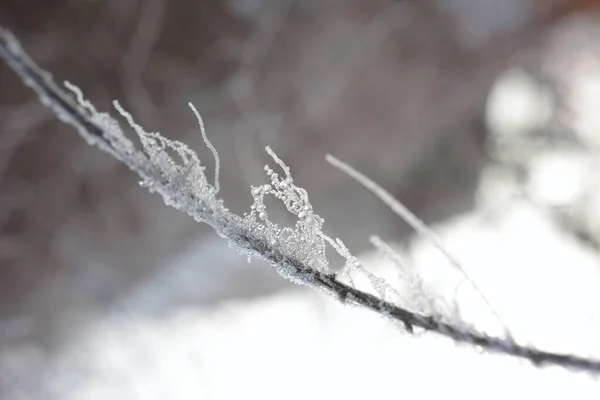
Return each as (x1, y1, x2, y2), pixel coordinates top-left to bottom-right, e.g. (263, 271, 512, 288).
(369, 235, 437, 315)
(326, 154, 509, 334)
(2, 25, 600, 374)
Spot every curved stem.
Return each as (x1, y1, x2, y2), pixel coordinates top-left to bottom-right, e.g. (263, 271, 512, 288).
(2, 25, 600, 375)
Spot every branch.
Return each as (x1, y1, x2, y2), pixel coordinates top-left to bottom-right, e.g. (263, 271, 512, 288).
(2, 25, 600, 374)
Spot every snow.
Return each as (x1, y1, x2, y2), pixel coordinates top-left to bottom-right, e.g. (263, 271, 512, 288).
(33, 230, 599, 400)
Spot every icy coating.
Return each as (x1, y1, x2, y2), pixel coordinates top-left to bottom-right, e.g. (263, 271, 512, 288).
(64, 83, 400, 303)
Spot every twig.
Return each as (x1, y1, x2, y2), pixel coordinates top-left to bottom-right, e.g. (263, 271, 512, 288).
(326, 154, 507, 327)
(2, 25, 600, 374)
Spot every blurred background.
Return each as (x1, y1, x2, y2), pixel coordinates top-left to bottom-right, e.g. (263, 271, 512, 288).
(2, 0, 600, 398)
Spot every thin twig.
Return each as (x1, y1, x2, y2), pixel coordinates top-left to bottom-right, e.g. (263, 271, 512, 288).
(325, 154, 509, 334)
(2, 25, 600, 374)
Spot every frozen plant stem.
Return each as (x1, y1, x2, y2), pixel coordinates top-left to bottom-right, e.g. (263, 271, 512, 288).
(188, 102, 220, 194)
(326, 154, 508, 334)
(2, 26, 600, 374)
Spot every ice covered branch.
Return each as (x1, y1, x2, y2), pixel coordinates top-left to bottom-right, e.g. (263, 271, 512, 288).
(2, 26, 600, 374)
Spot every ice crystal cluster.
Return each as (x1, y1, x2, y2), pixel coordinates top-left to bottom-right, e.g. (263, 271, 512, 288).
(63, 83, 399, 303)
